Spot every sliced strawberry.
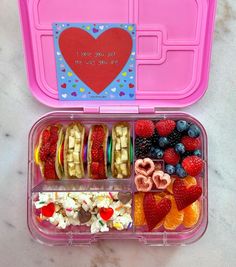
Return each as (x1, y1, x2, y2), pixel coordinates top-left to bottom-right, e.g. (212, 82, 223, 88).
(173, 179, 202, 210)
(143, 193, 171, 231)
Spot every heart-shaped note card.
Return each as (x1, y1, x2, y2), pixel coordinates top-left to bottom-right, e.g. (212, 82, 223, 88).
(53, 23, 136, 101)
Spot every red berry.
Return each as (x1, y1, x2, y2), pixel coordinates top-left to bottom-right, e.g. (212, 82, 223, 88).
(41, 203, 55, 217)
(91, 162, 99, 175)
(44, 158, 57, 179)
(39, 142, 50, 161)
(163, 148, 180, 165)
(42, 129, 50, 144)
(173, 179, 202, 210)
(91, 148, 99, 162)
(182, 156, 203, 176)
(50, 125, 58, 134)
(181, 136, 201, 151)
(98, 147, 104, 162)
(155, 120, 176, 136)
(143, 193, 171, 231)
(135, 120, 155, 138)
(50, 143, 57, 157)
(98, 163, 106, 178)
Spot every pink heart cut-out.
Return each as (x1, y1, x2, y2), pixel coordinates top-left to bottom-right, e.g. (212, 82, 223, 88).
(135, 175, 153, 192)
(135, 158, 155, 176)
(152, 171, 171, 190)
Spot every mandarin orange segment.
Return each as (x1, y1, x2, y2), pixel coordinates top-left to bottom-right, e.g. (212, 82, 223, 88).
(134, 193, 145, 226)
(163, 195, 184, 230)
(183, 200, 200, 228)
(184, 176, 197, 187)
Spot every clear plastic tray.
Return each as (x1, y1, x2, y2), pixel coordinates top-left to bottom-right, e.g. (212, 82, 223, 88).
(28, 111, 208, 246)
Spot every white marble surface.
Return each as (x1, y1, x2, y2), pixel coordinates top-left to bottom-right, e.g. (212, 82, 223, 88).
(0, 0, 236, 266)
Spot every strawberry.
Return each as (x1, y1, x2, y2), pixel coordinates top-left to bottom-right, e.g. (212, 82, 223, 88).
(182, 156, 203, 176)
(42, 129, 50, 144)
(143, 193, 171, 231)
(156, 120, 176, 137)
(91, 162, 99, 175)
(135, 120, 155, 138)
(173, 179, 202, 210)
(50, 132, 58, 145)
(181, 136, 201, 151)
(91, 148, 99, 162)
(163, 148, 180, 165)
(39, 142, 50, 161)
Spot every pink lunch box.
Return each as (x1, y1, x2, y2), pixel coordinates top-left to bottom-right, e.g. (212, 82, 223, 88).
(18, 0, 216, 246)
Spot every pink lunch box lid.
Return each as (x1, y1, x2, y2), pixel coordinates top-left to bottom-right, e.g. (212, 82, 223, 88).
(18, 0, 217, 110)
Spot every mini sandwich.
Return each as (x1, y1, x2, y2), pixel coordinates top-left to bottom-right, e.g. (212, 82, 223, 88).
(63, 122, 85, 179)
(111, 122, 131, 178)
(34, 124, 64, 180)
(87, 124, 108, 179)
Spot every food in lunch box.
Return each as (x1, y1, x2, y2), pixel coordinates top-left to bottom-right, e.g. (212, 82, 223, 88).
(134, 119, 203, 179)
(34, 192, 133, 233)
(134, 181, 202, 231)
(143, 193, 172, 231)
(173, 179, 202, 211)
(111, 122, 131, 178)
(88, 125, 108, 179)
(134, 158, 171, 191)
(64, 122, 85, 178)
(34, 124, 63, 179)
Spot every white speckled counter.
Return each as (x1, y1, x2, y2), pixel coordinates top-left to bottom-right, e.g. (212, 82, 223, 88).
(0, 0, 236, 266)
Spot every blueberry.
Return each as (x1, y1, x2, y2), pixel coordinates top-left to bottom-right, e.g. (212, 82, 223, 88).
(176, 166, 187, 178)
(165, 164, 176, 175)
(188, 124, 200, 138)
(175, 143, 185, 154)
(176, 120, 189, 132)
(150, 147, 163, 159)
(175, 163, 182, 170)
(193, 149, 202, 157)
(159, 137, 169, 148)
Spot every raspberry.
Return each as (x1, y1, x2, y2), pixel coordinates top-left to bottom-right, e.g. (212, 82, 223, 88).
(98, 164, 106, 178)
(98, 147, 104, 162)
(156, 120, 176, 137)
(44, 159, 57, 179)
(39, 142, 50, 161)
(181, 136, 201, 151)
(163, 148, 180, 165)
(91, 162, 99, 175)
(50, 143, 57, 157)
(182, 156, 203, 176)
(91, 148, 99, 162)
(135, 120, 155, 138)
(42, 129, 50, 144)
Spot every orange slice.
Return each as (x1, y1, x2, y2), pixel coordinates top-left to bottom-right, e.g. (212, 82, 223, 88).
(183, 200, 200, 228)
(134, 193, 145, 226)
(184, 176, 197, 187)
(164, 195, 184, 230)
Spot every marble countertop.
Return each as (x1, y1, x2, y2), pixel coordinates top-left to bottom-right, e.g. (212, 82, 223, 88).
(0, 0, 236, 266)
